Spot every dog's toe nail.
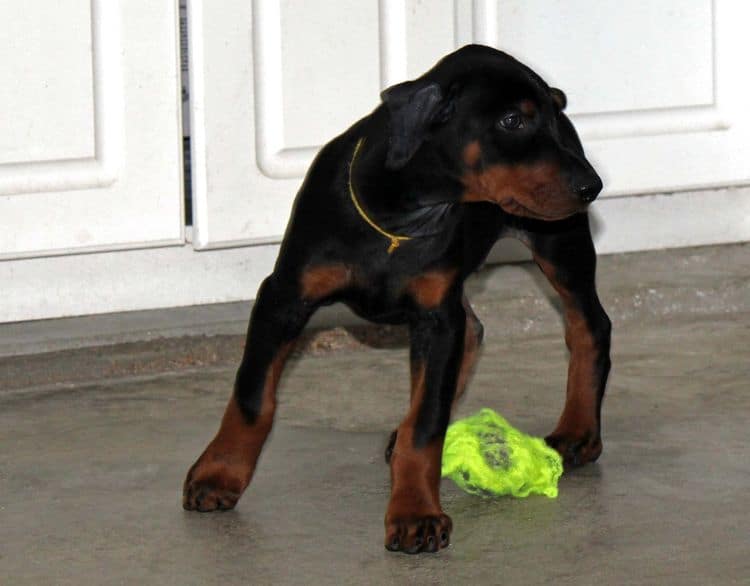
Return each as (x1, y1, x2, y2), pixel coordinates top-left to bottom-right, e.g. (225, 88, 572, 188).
(440, 531, 449, 547)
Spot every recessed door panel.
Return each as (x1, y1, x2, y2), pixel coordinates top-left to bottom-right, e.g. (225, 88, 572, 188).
(0, 0, 183, 260)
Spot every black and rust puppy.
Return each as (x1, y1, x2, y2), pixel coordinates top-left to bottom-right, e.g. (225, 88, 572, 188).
(183, 44, 611, 554)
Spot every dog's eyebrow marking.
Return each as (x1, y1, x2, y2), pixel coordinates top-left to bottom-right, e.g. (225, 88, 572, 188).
(300, 264, 352, 301)
(406, 268, 458, 309)
(519, 99, 537, 117)
(463, 141, 482, 168)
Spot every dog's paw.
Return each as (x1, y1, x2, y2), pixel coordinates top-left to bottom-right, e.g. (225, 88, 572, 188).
(182, 456, 250, 512)
(183, 479, 241, 511)
(545, 431, 602, 468)
(384, 513, 452, 554)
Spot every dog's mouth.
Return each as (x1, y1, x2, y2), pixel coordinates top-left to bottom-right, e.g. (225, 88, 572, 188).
(499, 197, 583, 221)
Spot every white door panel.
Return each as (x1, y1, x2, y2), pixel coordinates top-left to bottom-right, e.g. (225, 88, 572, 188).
(0, 2, 96, 164)
(483, 1, 714, 115)
(278, 0, 381, 150)
(0, 0, 183, 260)
(475, 0, 750, 196)
(191, 0, 750, 249)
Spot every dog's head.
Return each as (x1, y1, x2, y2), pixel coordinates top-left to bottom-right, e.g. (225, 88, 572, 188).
(380, 44, 602, 221)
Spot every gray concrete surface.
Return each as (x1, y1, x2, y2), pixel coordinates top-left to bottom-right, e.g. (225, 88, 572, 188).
(1, 244, 749, 585)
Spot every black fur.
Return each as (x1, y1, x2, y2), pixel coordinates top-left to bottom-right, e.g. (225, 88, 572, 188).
(185, 44, 611, 554)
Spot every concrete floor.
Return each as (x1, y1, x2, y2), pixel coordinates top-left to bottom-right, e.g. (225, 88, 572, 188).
(1, 244, 749, 585)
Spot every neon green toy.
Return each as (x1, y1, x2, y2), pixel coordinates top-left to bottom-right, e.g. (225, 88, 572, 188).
(441, 408, 563, 498)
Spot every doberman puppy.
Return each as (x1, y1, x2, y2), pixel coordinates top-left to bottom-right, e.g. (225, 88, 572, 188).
(183, 44, 611, 554)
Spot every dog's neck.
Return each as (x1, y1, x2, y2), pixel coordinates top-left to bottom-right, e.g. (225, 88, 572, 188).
(348, 136, 463, 241)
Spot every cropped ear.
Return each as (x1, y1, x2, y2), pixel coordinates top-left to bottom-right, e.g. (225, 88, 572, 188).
(550, 87, 567, 111)
(380, 80, 449, 169)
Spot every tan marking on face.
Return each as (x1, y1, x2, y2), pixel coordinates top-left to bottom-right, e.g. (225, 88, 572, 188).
(519, 99, 537, 117)
(300, 264, 352, 300)
(461, 161, 581, 221)
(406, 269, 458, 309)
(462, 140, 482, 168)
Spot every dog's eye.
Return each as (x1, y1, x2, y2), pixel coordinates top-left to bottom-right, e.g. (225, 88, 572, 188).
(497, 112, 524, 130)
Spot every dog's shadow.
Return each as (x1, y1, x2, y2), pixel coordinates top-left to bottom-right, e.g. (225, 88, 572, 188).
(467, 214, 607, 319)
(296, 321, 409, 355)
(468, 236, 567, 319)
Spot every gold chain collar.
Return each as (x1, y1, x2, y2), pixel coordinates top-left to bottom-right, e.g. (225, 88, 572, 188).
(348, 138, 411, 254)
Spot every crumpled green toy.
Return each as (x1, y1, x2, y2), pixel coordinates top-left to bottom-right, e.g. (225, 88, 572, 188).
(441, 408, 563, 498)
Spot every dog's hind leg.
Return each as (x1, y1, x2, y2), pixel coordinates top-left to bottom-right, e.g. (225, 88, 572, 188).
(182, 273, 315, 512)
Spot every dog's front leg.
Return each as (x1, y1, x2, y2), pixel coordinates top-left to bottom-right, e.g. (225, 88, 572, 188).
(385, 299, 465, 554)
(523, 214, 612, 468)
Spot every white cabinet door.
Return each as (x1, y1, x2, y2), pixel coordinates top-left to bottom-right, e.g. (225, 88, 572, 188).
(189, 0, 472, 249)
(190, 0, 750, 251)
(0, 0, 183, 260)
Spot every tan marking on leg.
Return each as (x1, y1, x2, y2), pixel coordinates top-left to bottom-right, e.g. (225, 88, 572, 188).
(454, 301, 482, 405)
(183, 342, 294, 511)
(406, 269, 458, 309)
(534, 256, 603, 464)
(385, 362, 452, 552)
(300, 264, 352, 301)
(558, 306, 598, 435)
(390, 363, 438, 503)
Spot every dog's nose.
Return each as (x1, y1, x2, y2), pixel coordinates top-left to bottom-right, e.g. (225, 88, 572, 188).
(575, 176, 603, 203)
